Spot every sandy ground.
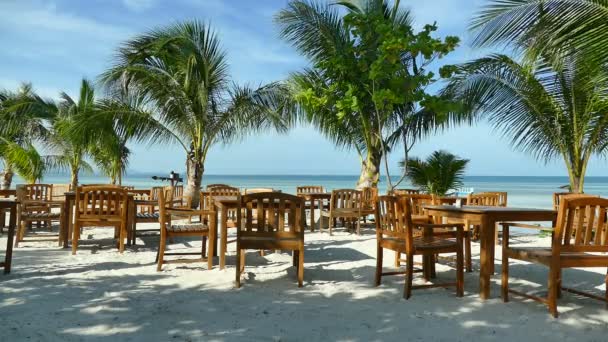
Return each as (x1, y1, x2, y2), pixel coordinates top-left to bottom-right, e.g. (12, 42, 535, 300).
(1, 218, 608, 342)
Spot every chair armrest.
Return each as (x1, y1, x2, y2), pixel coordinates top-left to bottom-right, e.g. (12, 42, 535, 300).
(166, 208, 216, 216)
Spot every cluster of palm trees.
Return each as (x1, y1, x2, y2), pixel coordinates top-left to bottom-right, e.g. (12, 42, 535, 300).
(1, 0, 607, 197)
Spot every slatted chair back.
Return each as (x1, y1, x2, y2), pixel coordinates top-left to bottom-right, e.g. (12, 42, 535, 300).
(51, 184, 71, 201)
(21, 184, 52, 202)
(361, 187, 378, 211)
(210, 185, 240, 198)
(237, 192, 305, 240)
(296, 185, 325, 195)
(173, 185, 184, 198)
(400, 193, 433, 216)
(206, 184, 230, 189)
(75, 186, 128, 223)
(555, 196, 608, 251)
(243, 188, 277, 194)
(494, 192, 508, 207)
(200, 191, 212, 211)
(158, 186, 175, 220)
(467, 192, 501, 206)
(330, 189, 362, 212)
(553, 192, 574, 211)
(389, 188, 420, 195)
(376, 195, 415, 252)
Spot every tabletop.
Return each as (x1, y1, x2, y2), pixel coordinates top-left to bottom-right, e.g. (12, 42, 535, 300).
(424, 205, 556, 214)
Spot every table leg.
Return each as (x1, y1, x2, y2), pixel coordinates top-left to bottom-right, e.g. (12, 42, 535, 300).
(213, 210, 218, 257)
(4, 206, 16, 274)
(62, 199, 71, 248)
(220, 206, 227, 270)
(309, 198, 315, 232)
(479, 215, 496, 300)
(127, 199, 134, 246)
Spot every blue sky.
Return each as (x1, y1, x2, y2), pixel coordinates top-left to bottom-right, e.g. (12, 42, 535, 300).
(1, 0, 605, 176)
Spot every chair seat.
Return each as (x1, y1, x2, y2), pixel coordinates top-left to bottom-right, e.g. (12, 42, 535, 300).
(168, 223, 209, 233)
(507, 247, 608, 267)
(136, 212, 159, 219)
(22, 212, 61, 219)
(320, 209, 361, 217)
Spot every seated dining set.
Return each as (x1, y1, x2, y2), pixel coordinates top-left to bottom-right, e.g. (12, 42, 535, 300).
(3, 183, 608, 318)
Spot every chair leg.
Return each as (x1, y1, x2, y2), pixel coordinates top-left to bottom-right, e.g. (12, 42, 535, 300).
(456, 242, 464, 297)
(329, 216, 334, 236)
(235, 248, 242, 288)
(156, 234, 166, 271)
(14, 221, 25, 248)
(375, 245, 383, 286)
(557, 268, 562, 299)
(403, 253, 414, 299)
(356, 219, 361, 235)
(118, 224, 125, 253)
(240, 250, 246, 273)
(547, 265, 559, 318)
(605, 268, 608, 309)
(201, 236, 207, 257)
(465, 231, 472, 272)
(297, 248, 304, 287)
(394, 252, 400, 267)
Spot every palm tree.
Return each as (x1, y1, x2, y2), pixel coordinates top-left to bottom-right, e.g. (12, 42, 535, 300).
(52, 79, 97, 189)
(276, 0, 462, 189)
(442, 54, 608, 193)
(0, 83, 55, 188)
(470, 0, 608, 63)
(99, 20, 291, 204)
(402, 150, 469, 196)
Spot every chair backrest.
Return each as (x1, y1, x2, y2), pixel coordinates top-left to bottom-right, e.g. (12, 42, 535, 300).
(330, 189, 362, 211)
(493, 192, 508, 207)
(237, 192, 305, 239)
(150, 186, 164, 201)
(554, 196, 608, 252)
(74, 185, 128, 221)
(243, 188, 277, 195)
(296, 185, 324, 195)
(361, 187, 378, 210)
(467, 192, 502, 206)
(210, 185, 240, 198)
(206, 184, 230, 190)
(51, 184, 71, 201)
(18, 184, 52, 201)
(376, 195, 414, 251)
(157, 186, 175, 225)
(553, 192, 576, 211)
(173, 185, 184, 199)
(398, 193, 433, 216)
(389, 188, 420, 195)
(199, 191, 212, 211)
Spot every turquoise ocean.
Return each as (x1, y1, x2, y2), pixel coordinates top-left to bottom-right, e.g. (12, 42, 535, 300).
(14, 174, 608, 210)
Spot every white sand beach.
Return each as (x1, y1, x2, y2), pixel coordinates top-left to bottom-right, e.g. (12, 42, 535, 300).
(2, 219, 608, 341)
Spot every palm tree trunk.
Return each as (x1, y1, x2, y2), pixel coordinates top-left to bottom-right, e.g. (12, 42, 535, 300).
(567, 158, 587, 193)
(1, 169, 13, 190)
(356, 148, 381, 189)
(70, 170, 79, 190)
(185, 152, 203, 208)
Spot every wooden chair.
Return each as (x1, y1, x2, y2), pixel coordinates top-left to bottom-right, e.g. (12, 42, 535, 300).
(127, 189, 160, 245)
(296, 185, 324, 195)
(72, 185, 128, 254)
(157, 187, 215, 271)
(360, 187, 378, 223)
(235, 192, 305, 287)
(374, 195, 464, 298)
(466, 192, 503, 243)
(15, 184, 64, 247)
(502, 196, 608, 317)
(553, 192, 575, 211)
(51, 184, 71, 201)
(320, 189, 363, 235)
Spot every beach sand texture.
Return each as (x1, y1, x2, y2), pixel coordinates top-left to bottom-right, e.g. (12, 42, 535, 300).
(2, 218, 608, 341)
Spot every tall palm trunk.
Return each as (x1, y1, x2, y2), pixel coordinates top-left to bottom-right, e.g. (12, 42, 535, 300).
(356, 148, 381, 189)
(70, 168, 79, 190)
(1, 169, 13, 190)
(185, 151, 203, 208)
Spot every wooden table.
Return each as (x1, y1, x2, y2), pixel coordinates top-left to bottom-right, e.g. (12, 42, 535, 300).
(297, 192, 331, 231)
(0, 199, 17, 274)
(423, 205, 556, 300)
(213, 196, 238, 270)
